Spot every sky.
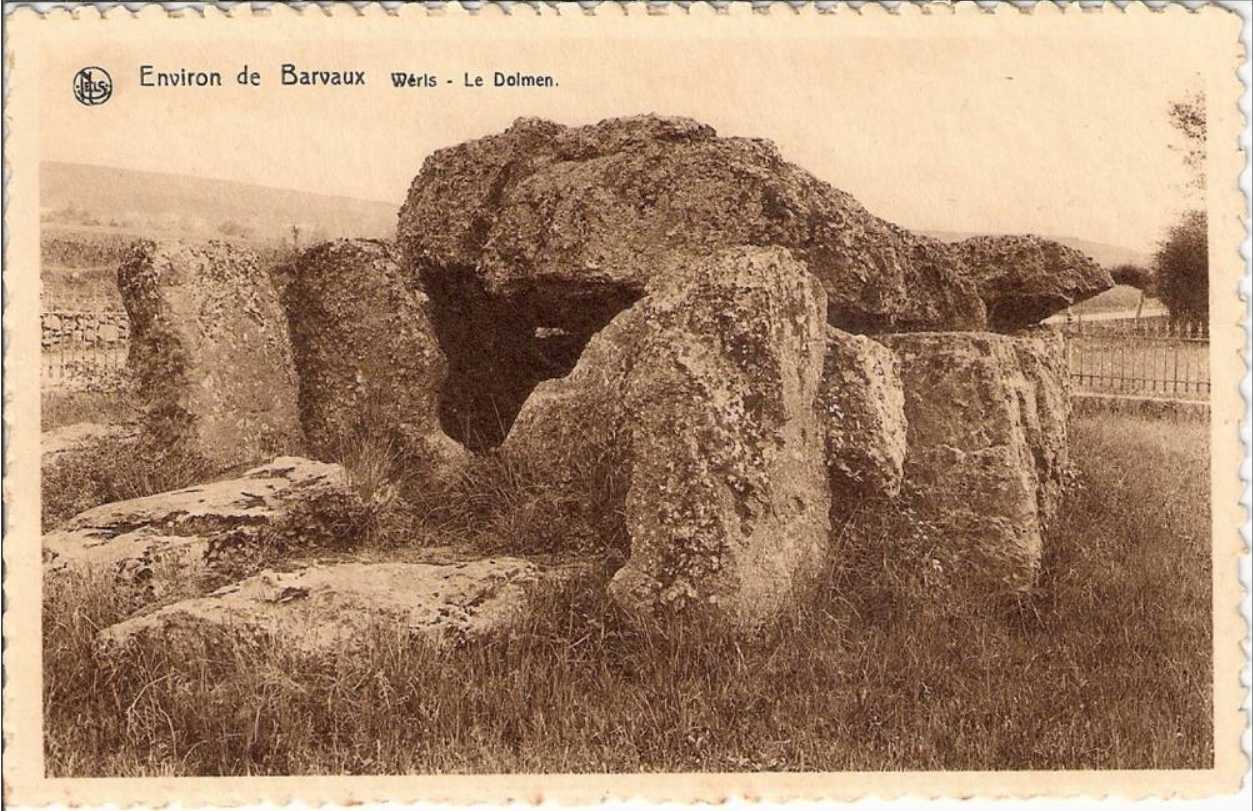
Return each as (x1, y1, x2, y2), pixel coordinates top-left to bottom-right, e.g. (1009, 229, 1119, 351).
(37, 11, 1212, 255)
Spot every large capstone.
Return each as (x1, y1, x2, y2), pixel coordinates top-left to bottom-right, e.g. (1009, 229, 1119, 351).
(282, 239, 465, 478)
(951, 234, 1114, 330)
(876, 332, 1053, 592)
(505, 246, 831, 627)
(398, 114, 987, 446)
(118, 240, 303, 470)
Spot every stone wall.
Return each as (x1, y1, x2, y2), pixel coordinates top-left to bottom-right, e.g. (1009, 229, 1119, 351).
(42, 310, 130, 349)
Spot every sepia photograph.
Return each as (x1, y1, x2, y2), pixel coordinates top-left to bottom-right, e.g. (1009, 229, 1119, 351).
(3, 2, 1247, 805)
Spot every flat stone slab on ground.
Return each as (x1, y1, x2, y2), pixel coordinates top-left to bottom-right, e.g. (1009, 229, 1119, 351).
(44, 457, 347, 605)
(98, 557, 547, 656)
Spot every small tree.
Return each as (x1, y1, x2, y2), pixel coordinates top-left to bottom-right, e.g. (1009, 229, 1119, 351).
(1109, 263, 1154, 294)
(1109, 263, 1155, 319)
(1154, 209, 1207, 325)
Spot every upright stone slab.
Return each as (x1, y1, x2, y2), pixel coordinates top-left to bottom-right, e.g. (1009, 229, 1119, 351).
(877, 332, 1044, 592)
(282, 239, 465, 478)
(613, 248, 831, 624)
(118, 240, 302, 470)
(1008, 327, 1072, 527)
(820, 328, 907, 502)
(506, 246, 832, 627)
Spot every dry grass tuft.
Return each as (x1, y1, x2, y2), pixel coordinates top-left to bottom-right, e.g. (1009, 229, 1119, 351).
(411, 418, 632, 558)
(42, 435, 217, 530)
(42, 389, 138, 432)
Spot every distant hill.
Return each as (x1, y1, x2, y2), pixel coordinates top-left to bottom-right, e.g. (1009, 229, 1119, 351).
(40, 161, 397, 243)
(921, 230, 1154, 271)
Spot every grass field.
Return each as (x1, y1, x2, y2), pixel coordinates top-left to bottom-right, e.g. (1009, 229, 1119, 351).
(42, 389, 136, 432)
(42, 412, 1212, 775)
(1068, 284, 1154, 316)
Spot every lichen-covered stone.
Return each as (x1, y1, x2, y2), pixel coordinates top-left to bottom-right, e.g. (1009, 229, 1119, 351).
(398, 114, 987, 446)
(506, 246, 831, 627)
(613, 249, 831, 624)
(97, 558, 544, 657)
(1007, 326, 1072, 526)
(499, 307, 646, 554)
(952, 234, 1114, 330)
(876, 333, 1044, 592)
(282, 239, 465, 478)
(118, 240, 303, 470)
(43, 457, 347, 608)
(399, 115, 986, 333)
(820, 328, 907, 501)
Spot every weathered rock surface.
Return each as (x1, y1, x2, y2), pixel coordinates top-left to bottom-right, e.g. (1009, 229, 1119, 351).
(820, 329, 907, 501)
(282, 239, 466, 477)
(877, 332, 1051, 592)
(613, 248, 832, 623)
(1008, 327, 1072, 526)
(43, 457, 346, 606)
(98, 558, 542, 656)
(118, 239, 303, 470)
(400, 115, 986, 333)
(398, 114, 986, 446)
(500, 305, 646, 554)
(952, 235, 1113, 330)
(507, 246, 831, 625)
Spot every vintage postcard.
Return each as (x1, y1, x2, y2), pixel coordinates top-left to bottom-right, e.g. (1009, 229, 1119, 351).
(2, 1, 1248, 806)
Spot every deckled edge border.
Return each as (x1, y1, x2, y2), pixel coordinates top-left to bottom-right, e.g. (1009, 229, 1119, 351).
(0, 1, 1249, 810)
(3, 1, 1253, 18)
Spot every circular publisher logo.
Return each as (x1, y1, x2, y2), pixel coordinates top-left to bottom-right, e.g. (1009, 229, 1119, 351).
(73, 66, 113, 106)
